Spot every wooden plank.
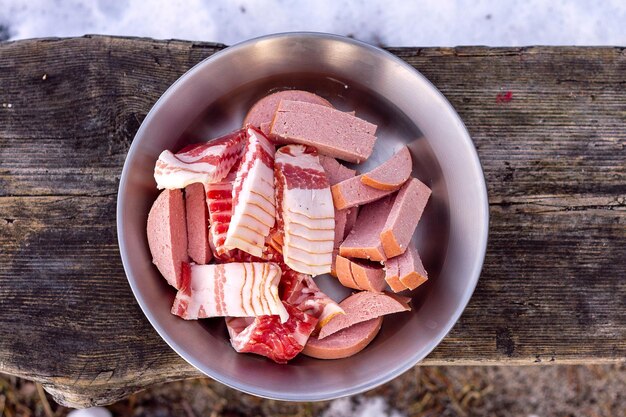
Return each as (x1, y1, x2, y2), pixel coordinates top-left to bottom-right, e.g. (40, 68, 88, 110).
(0, 36, 624, 407)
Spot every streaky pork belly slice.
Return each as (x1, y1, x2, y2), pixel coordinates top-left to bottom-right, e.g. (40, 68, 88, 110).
(171, 262, 288, 323)
(226, 303, 317, 364)
(154, 128, 246, 189)
(205, 170, 236, 257)
(280, 268, 344, 329)
(275, 144, 335, 276)
(224, 127, 276, 257)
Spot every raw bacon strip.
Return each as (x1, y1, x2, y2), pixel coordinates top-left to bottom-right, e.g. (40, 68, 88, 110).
(171, 262, 288, 323)
(224, 127, 276, 257)
(275, 145, 335, 276)
(154, 128, 246, 189)
(269, 100, 377, 163)
(205, 171, 236, 257)
(281, 269, 344, 328)
(226, 303, 317, 364)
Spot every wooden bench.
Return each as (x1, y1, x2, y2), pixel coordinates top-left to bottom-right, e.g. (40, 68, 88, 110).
(1, 36, 624, 408)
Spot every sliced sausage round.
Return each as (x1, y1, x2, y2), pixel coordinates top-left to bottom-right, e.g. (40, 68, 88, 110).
(147, 189, 189, 289)
(302, 316, 383, 360)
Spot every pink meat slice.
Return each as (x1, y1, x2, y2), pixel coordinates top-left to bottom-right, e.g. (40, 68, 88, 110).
(396, 245, 428, 290)
(360, 146, 412, 190)
(318, 291, 411, 339)
(275, 145, 335, 276)
(339, 196, 393, 262)
(153, 128, 246, 189)
(147, 189, 189, 289)
(383, 257, 407, 293)
(185, 183, 212, 264)
(244, 90, 333, 136)
(303, 316, 383, 360)
(226, 303, 317, 364)
(224, 127, 276, 257)
(349, 259, 386, 293)
(331, 146, 411, 210)
(270, 100, 378, 163)
(318, 155, 356, 185)
(205, 170, 236, 257)
(344, 206, 359, 239)
(380, 177, 432, 258)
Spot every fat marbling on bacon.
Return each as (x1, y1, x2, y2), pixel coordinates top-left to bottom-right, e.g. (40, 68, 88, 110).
(223, 245, 343, 363)
(154, 128, 246, 190)
(171, 262, 289, 323)
(275, 145, 334, 276)
(226, 303, 317, 364)
(223, 127, 276, 257)
(205, 170, 236, 257)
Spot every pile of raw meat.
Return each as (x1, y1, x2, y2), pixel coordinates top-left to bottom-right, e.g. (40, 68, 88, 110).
(147, 90, 431, 363)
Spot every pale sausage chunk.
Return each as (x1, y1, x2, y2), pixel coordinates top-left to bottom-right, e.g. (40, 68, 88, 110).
(270, 100, 377, 163)
(380, 178, 431, 258)
(361, 146, 412, 190)
(331, 146, 411, 210)
(185, 183, 212, 264)
(303, 317, 383, 360)
(339, 196, 392, 262)
(244, 90, 332, 136)
(318, 291, 410, 339)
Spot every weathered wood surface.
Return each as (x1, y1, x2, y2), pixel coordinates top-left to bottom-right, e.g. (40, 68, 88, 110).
(0, 36, 624, 407)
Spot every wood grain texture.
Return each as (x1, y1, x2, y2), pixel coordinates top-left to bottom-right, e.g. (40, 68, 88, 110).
(1, 36, 624, 407)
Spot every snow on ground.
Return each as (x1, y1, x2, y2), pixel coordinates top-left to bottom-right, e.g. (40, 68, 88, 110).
(0, 0, 625, 46)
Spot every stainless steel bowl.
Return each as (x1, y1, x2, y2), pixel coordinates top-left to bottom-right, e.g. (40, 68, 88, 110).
(117, 33, 489, 401)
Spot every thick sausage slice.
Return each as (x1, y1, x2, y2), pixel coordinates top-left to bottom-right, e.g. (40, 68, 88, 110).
(397, 245, 428, 290)
(270, 100, 377, 163)
(335, 254, 361, 290)
(361, 146, 412, 190)
(147, 189, 189, 289)
(383, 257, 408, 293)
(330, 146, 410, 210)
(185, 183, 212, 264)
(380, 178, 431, 258)
(244, 90, 332, 136)
(318, 291, 410, 339)
(350, 260, 386, 293)
(335, 255, 386, 292)
(302, 317, 383, 360)
(339, 196, 393, 262)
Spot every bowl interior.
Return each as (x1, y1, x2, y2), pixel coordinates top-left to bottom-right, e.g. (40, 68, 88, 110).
(117, 33, 488, 401)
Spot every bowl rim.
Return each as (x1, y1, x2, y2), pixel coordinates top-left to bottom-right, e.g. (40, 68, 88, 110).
(117, 31, 489, 401)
